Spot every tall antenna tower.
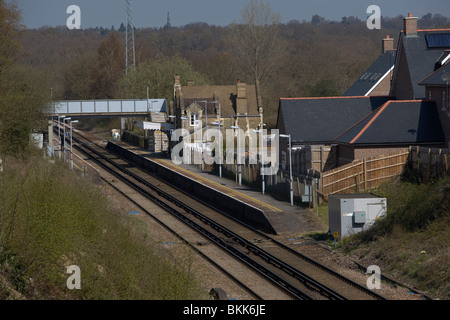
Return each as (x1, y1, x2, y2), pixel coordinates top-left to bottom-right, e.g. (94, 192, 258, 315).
(125, 0, 136, 74)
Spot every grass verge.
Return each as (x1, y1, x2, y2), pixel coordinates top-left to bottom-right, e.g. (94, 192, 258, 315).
(341, 177, 450, 299)
(0, 152, 206, 300)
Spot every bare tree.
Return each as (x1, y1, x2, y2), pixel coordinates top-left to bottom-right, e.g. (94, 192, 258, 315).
(231, 0, 285, 86)
(0, 0, 25, 76)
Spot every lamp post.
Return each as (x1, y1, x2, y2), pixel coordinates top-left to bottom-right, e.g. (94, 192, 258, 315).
(147, 86, 150, 112)
(70, 120, 79, 169)
(57, 115, 66, 159)
(210, 101, 222, 177)
(168, 115, 176, 153)
(195, 119, 204, 170)
(211, 120, 223, 178)
(63, 117, 71, 162)
(180, 116, 189, 163)
(280, 134, 293, 206)
(231, 125, 242, 185)
(253, 127, 266, 195)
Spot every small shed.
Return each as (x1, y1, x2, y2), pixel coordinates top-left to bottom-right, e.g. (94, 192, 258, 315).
(328, 194, 387, 239)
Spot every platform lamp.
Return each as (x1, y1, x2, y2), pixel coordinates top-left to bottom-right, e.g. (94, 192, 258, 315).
(210, 101, 222, 177)
(194, 119, 205, 171)
(230, 126, 242, 186)
(253, 126, 266, 195)
(63, 118, 71, 162)
(180, 116, 189, 163)
(211, 120, 223, 178)
(70, 120, 79, 169)
(57, 115, 66, 159)
(168, 115, 176, 153)
(280, 134, 293, 206)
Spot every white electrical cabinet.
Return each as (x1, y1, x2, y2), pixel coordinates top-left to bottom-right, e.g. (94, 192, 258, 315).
(328, 194, 387, 239)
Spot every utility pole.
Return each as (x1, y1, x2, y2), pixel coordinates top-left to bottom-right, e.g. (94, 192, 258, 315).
(125, 0, 136, 74)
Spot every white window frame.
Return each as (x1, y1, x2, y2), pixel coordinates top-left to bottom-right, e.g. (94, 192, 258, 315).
(190, 114, 197, 127)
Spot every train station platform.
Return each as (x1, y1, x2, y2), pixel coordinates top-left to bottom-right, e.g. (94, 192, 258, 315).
(106, 140, 326, 235)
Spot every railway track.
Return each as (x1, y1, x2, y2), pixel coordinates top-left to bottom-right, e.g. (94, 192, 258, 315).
(58, 126, 387, 300)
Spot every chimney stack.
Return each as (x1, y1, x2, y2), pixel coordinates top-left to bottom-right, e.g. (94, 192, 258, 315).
(404, 12, 418, 37)
(236, 80, 248, 114)
(382, 35, 394, 53)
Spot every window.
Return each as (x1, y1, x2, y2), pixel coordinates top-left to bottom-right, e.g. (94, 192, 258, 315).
(190, 114, 197, 127)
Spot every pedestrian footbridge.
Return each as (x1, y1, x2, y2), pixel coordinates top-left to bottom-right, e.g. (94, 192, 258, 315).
(52, 99, 167, 117)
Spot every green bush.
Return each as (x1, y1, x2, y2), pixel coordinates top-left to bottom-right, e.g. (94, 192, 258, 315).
(342, 177, 450, 299)
(0, 155, 205, 299)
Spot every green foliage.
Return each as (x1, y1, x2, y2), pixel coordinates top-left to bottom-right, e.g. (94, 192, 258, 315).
(118, 55, 210, 101)
(63, 51, 97, 100)
(306, 78, 340, 97)
(0, 156, 205, 299)
(0, 64, 50, 156)
(0, 0, 24, 75)
(342, 177, 450, 299)
(89, 33, 125, 99)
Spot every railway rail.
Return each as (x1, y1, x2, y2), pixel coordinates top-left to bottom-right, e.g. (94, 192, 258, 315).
(56, 125, 387, 300)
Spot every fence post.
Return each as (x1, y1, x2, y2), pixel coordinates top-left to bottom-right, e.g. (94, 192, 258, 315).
(296, 176, 301, 201)
(445, 153, 449, 173)
(428, 148, 432, 181)
(363, 158, 368, 191)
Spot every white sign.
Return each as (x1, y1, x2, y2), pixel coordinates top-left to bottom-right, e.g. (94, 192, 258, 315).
(143, 122, 161, 130)
(138, 121, 174, 131)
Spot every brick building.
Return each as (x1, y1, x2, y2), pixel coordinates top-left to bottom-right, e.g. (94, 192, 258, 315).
(277, 12, 450, 172)
(334, 100, 445, 165)
(171, 75, 263, 139)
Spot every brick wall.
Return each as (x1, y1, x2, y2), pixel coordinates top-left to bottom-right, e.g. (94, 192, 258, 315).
(370, 72, 393, 96)
(338, 144, 410, 166)
(427, 86, 450, 148)
(354, 146, 410, 160)
(404, 13, 418, 36)
(392, 48, 415, 99)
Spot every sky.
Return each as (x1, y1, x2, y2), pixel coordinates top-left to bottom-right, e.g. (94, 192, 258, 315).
(11, 0, 450, 29)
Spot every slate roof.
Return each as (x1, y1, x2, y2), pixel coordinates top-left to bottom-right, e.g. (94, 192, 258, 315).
(184, 98, 217, 115)
(335, 100, 445, 145)
(394, 30, 450, 99)
(277, 96, 391, 145)
(181, 84, 258, 116)
(419, 61, 450, 87)
(343, 50, 396, 96)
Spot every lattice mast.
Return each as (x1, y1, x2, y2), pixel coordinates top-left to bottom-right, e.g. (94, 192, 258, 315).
(125, 0, 136, 74)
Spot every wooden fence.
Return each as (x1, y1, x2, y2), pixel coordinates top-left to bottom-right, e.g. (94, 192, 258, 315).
(407, 146, 450, 181)
(285, 145, 337, 174)
(321, 150, 409, 197)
